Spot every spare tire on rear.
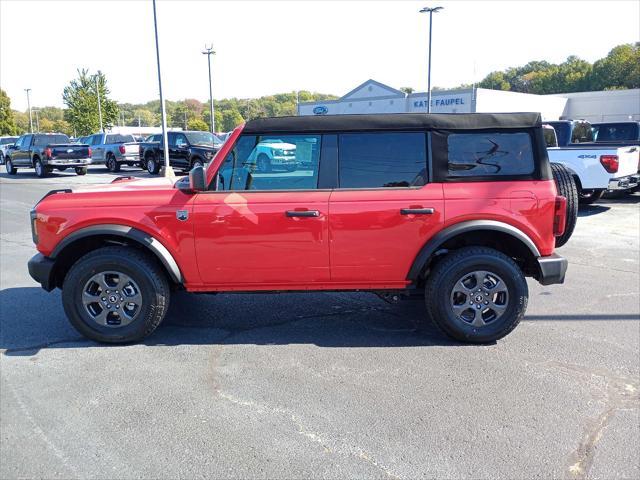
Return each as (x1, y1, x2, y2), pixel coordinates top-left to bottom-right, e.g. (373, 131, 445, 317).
(550, 163, 578, 248)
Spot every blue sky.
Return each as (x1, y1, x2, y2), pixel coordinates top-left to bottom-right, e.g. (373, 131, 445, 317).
(1, 0, 639, 111)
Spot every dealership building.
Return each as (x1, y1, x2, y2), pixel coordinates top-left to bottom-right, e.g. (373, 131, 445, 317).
(298, 79, 640, 122)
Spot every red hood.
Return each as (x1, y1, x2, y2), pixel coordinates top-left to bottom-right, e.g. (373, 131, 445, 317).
(73, 176, 176, 194)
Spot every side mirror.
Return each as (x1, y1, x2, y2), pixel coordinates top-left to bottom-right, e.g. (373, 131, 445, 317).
(189, 165, 206, 192)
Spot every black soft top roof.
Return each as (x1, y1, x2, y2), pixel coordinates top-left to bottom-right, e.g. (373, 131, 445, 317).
(243, 112, 542, 134)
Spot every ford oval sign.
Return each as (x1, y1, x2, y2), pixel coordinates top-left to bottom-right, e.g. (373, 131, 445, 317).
(313, 106, 328, 115)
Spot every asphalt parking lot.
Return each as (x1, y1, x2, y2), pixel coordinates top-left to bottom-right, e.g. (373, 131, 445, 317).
(1, 167, 638, 479)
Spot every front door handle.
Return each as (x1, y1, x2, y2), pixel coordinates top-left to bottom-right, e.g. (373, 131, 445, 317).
(285, 210, 320, 218)
(400, 208, 435, 215)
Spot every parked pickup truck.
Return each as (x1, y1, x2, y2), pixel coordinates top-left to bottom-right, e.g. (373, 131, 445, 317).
(544, 120, 639, 204)
(0, 136, 19, 165)
(85, 132, 140, 172)
(4, 133, 91, 177)
(139, 131, 221, 174)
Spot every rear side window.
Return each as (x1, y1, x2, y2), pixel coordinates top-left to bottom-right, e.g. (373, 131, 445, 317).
(570, 122, 593, 143)
(338, 132, 427, 188)
(435, 131, 535, 178)
(106, 134, 134, 144)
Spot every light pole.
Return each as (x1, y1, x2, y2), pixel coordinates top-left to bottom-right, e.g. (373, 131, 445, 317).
(419, 6, 443, 114)
(152, 0, 173, 177)
(202, 45, 215, 134)
(24, 88, 33, 133)
(95, 73, 104, 132)
(33, 109, 40, 132)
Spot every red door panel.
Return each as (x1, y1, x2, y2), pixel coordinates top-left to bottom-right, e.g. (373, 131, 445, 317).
(329, 185, 444, 284)
(193, 191, 330, 289)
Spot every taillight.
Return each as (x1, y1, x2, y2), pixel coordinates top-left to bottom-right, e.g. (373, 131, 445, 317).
(44, 147, 52, 159)
(553, 196, 567, 237)
(119, 145, 126, 154)
(88, 147, 92, 157)
(600, 154, 619, 174)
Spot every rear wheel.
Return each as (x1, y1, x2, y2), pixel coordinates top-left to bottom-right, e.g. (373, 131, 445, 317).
(5, 158, 17, 175)
(550, 163, 578, 248)
(146, 155, 160, 174)
(578, 188, 605, 205)
(0, 152, 4, 165)
(106, 155, 121, 173)
(423, 247, 528, 343)
(34, 158, 47, 178)
(75, 167, 87, 175)
(62, 246, 170, 343)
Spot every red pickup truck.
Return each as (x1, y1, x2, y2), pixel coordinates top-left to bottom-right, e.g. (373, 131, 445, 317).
(28, 113, 569, 344)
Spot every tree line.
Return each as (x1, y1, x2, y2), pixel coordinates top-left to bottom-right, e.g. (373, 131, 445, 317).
(1, 43, 637, 137)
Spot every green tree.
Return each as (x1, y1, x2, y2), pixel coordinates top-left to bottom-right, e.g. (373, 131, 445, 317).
(590, 43, 640, 90)
(0, 89, 17, 135)
(221, 109, 244, 131)
(62, 69, 119, 135)
(187, 118, 209, 131)
(400, 87, 414, 94)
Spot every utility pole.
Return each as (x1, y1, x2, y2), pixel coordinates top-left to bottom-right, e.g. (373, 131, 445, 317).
(184, 110, 187, 130)
(33, 109, 40, 132)
(419, 6, 443, 114)
(95, 73, 104, 132)
(152, 0, 173, 177)
(24, 89, 33, 133)
(202, 45, 215, 134)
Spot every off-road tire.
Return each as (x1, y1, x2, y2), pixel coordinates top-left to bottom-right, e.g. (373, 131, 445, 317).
(75, 167, 88, 175)
(5, 158, 17, 175)
(423, 246, 528, 344)
(62, 246, 170, 343)
(106, 155, 121, 173)
(550, 163, 578, 247)
(578, 188, 605, 205)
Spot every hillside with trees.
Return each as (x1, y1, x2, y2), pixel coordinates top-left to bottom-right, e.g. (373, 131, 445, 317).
(3, 42, 637, 137)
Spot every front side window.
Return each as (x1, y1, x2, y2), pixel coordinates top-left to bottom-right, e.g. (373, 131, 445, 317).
(445, 132, 534, 177)
(214, 134, 321, 191)
(338, 132, 427, 188)
(21, 135, 33, 148)
(175, 134, 188, 147)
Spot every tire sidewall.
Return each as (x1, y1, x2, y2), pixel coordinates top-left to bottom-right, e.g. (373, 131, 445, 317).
(427, 254, 527, 343)
(6, 158, 15, 174)
(35, 159, 45, 177)
(147, 157, 157, 174)
(62, 255, 165, 343)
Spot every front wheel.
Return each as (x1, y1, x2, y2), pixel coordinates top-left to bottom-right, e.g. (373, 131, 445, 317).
(578, 188, 605, 205)
(75, 167, 87, 175)
(62, 246, 170, 343)
(423, 247, 528, 343)
(5, 158, 17, 175)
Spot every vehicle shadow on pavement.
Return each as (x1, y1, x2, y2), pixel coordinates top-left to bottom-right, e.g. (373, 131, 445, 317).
(1, 288, 468, 356)
(577, 205, 611, 217)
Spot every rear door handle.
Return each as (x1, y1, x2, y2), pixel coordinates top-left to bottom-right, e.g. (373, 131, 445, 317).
(286, 210, 320, 218)
(400, 208, 435, 215)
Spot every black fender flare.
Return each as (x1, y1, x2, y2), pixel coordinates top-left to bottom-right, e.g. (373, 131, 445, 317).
(51, 224, 183, 283)
(406, 220, 541, 281)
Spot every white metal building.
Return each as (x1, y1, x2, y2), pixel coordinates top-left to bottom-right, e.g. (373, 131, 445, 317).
(298, 79, 640, 122)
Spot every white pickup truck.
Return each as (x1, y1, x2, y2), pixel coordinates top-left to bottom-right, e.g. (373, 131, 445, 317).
(544, 121, 640, 204)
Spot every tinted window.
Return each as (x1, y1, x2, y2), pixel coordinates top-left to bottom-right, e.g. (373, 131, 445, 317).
(214, 134, 321, 191)
(593, 123, 639, 141)
(90, 135, 101, 145)
(105, 134, 134, 144)
(570, 122, 593, 143)
(446, 132, 534, 177)
(174, 134, 188, 147)
(547, 122, 570, 146)
(338, 132, 426, 188)
(184, 131, 217, 146)
(0, 137, 17, 145)
(34, 134, 69, 146)
(21, 135, 33, 148)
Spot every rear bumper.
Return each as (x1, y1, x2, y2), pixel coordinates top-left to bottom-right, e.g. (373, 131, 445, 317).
(28, 253, 56, 291)
(608, 174, 639, 191)
(48, 158, 92, 167)
(535, 253, 568, 286)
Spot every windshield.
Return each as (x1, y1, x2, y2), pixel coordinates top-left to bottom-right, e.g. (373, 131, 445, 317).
(593, 123, 639, 142)
(184, 131, 220, 146)
(0, 137, 17, 145)
(34, 134, 70, 146)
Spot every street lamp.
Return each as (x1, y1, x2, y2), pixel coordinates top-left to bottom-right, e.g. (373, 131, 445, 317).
(95, 73, 104, 132)
(419, 6, 443, 114)
(24, 88, 33, 133)
(202, 45, 215, 134)
(151, 0, 173, 177)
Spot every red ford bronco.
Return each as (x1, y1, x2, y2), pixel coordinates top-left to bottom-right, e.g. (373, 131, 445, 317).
(28, 113, 569, 344)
